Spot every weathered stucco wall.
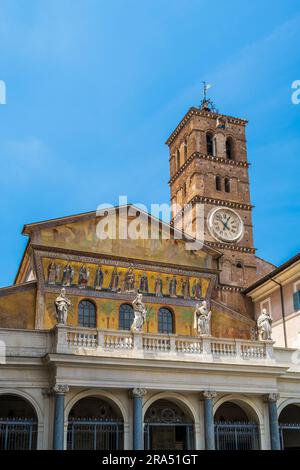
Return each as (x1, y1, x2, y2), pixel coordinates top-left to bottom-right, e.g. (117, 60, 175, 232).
(0, 284, 36, 329)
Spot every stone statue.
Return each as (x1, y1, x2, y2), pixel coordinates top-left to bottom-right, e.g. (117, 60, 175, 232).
(55, 288, 71, 325)
(155, 276, 163, 297)
(131, 293, 147, 333)
(48, 262, 58, 285)
(193, 300, 211, 336)
(78, 265, 89, 289)
(169, 276, 177, 297)
(139, 274, 148, 294)
(124, 266, 135, 292)
(94, 265, 104, 290)
(182, 278, 190, 299)
(257, 308, 272, 341)
(192, 279, 202, 300)
(62, 264, 74, 287)
(109, 267, 119, 292)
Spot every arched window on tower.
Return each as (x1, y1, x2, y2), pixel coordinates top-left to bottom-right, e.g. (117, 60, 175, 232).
(119, 304, 134, 330)
(206, 132, 214, 156)
(225, 178, 231, 193)
(216, 175, 222, 191)
(184, 139, 188, 161)
(78, 300, 96, 328)
(158, 307, 174, 334)
(176, 149, 181, 170)
(226, 137, 234, 160)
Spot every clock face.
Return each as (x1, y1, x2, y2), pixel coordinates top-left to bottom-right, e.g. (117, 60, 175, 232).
(208, 208, 243, 242)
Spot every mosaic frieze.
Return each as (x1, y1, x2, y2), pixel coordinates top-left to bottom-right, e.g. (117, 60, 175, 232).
(43, 258, 210, 301)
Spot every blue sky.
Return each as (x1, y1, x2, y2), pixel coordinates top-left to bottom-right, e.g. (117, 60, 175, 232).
(0, 0, 299, 287)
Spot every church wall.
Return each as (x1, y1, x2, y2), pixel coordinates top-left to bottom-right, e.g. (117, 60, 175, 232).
(0, 284, 36, 329)
(43, 290, 252, 339)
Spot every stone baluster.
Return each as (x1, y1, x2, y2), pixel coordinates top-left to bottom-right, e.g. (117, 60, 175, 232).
(130, 388, 147, 450)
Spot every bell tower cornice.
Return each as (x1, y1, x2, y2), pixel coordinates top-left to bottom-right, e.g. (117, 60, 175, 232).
(166, 107, 248, 146)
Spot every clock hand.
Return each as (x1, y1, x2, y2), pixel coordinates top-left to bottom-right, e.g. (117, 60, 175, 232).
(221, 218, 229, 230)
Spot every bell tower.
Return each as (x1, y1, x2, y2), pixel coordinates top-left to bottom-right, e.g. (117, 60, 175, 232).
(166, 87, 264, 298)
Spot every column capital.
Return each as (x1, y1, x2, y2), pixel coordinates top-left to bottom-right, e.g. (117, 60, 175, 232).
(53, 384, 70, 395)
(201, 390, 217, 400)
(264, 393, 280, 403)
(129, 388, 147, 399)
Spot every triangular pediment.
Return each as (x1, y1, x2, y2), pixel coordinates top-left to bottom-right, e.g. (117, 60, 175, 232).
(22, 205, 220, 269)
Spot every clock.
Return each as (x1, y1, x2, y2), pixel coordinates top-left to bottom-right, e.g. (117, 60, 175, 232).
(208, 207, 244, 243)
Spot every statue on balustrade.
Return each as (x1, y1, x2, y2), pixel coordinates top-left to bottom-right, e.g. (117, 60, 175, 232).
(169, 276, 177, 297)
(78, 265, 89, 289)
(181, 278, 190, 299)
(192, 279, 202, 300)
(55, 288, 71, 325)
(155, 275, 163, 297)
(124, 265, 135, 292)
(131, 293, 147, 333)
(109, 267, 120, 292)
(257, 308, 272, 341)
(193, 300, 211, 336)
(139, 274, 149, 294)
(48, 262, 60, 285)
(94, 265, 104, 290)
(62, 264, 74, 287)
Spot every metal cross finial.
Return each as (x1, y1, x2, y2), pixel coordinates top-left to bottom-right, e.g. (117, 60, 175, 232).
(202, 81, 212, 100)
(200, 82, 217, 113)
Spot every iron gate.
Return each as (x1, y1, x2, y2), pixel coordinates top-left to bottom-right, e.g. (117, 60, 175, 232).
(144, 423, 195, 450)
(67, 420, 123, 450)
(215, 421, 260, 450)
(279, 423, 300, 450)
(0, 418, 37, 450)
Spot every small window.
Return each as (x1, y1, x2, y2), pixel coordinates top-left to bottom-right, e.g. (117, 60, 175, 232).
(236, 262, 243, 269)
(206, 132, 214, 156)
(176, 149, 181, 170)
(216, 175, 222, 191)
(119, 304, 134, 330)
(226, 137, 234, 160)
(225, 178, 231, 193)
(293, 281, 300, 311)
(158, 308, 174, 334)
(78, 300, 96, 328)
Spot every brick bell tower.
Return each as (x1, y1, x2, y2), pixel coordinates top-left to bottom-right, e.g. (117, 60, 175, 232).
(166, 86, 273, 313)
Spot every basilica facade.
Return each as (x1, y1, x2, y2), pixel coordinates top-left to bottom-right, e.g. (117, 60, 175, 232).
(0, 100, 299, 451)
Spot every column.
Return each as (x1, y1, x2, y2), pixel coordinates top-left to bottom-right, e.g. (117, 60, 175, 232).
(53, 384, 69, 450)
(202, 391, 217, 450)
(265, 393, 281, 450)
(130, 388, 147, 450)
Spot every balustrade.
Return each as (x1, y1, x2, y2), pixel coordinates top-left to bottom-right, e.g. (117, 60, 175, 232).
(53, 326, 274, 363)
